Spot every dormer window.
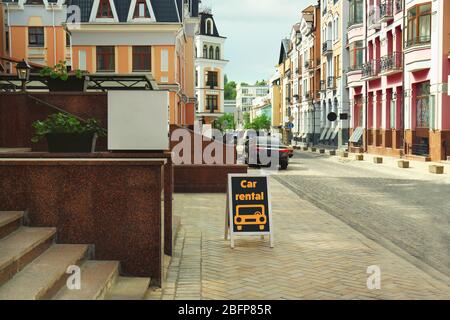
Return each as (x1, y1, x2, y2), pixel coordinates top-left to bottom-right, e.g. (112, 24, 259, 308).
(97, 0, 113, 18)
(206, 19, 213, 35)
(134, 0, 150, 18)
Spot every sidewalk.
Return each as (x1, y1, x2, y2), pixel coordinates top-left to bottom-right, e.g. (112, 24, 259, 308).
(156, 178, 450, 300)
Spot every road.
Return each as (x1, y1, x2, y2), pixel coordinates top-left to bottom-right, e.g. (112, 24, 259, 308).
(268, 151, 450, 280)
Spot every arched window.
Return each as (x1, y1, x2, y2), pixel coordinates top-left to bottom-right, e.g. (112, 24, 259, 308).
(203, 45, 208, 58)
(215, 47, 220, 60)
(206, 19, 213, 35)
(209, 46, 214, 59)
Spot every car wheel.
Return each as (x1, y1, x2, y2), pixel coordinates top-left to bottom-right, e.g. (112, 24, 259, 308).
(280, 162, 288, 170)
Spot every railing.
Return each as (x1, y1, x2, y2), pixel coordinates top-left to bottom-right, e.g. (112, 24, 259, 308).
(327, 76, 336, 89)
(347, 63, 363, 72)
(304, 60, 314, 69)
(362, 59, 381, 78)
(322, 41, 332, 54)
(394, 0, 402, 14)
(380, 52, 402, 73)
(406, 35, 431, 48)
(380, 0, 393, 20)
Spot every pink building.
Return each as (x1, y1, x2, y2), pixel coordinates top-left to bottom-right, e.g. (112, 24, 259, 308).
(348, 0, 450, 161)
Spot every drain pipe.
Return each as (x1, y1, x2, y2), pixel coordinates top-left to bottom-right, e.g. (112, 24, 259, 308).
(6, 3, 12, 71)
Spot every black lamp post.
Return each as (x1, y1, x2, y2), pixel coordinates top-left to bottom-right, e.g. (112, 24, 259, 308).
(16, 59, 31, 92)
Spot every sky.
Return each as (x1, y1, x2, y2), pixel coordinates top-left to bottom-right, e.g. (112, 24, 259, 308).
(200, 0, 317, 84)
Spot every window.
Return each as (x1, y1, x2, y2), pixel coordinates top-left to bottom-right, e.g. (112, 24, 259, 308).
(96, 46, 115, 72)
(78, 50, 87, 71)
(97, 0, 113, 18)
(407, 3, 431, 47)
(28, 27, 44, 47)
(161, 49, 168, 72)
(348, 0, 363, 27)
(416, 82, 430, 128)
(5, 31, 9, 51)
(132, 46, 151, 71)
(215, 47, 220, 60)
(206, 19, 213, 35)
(349, 41, 364, 70)
(209, 46, 214, 59)
(206, 95, 218, 111)
(134, 0, 150, 18)
(206, 71, 218, 87)
(66, 32, 70, 47)
(203, 45, 208, 58)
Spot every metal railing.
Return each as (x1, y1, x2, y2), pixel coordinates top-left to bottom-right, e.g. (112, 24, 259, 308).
(362, 59, 381, 78)
(322, 41, 332, 55)
(347, 63, 363, 72)
(380, 52, 403, 73)
(380, 0, 393, 20)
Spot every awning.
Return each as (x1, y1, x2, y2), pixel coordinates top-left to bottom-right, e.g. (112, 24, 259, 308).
(349, 127, 364, 143)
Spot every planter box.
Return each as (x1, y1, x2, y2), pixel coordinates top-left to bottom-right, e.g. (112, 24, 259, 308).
(355, 154, 364, 161)
(398, 160, 410, 168)
(373, 157, 383, 164)
(302, 147, 308, 151)
(429, 165, 444, 174)
(46, 132, 96, 153)
(318, 149, 325, 154)
(339, 151, 349, 158)
(327, 150, 336, 156)
(310, 147, 317, 152)
(47, 75, 87, 92)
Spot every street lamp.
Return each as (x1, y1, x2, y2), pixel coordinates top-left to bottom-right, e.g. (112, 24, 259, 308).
(16, 59, 31, 92)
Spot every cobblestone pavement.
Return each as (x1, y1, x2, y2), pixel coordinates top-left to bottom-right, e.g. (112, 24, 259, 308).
(155, 168, 450, 300)
(273, 151, 450, 278)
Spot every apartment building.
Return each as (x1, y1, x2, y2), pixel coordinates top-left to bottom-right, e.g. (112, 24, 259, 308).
(0, 0, 201, 126)
(269, 70, 282, 132)
(0, 0, 70, 72)
(319, 0, 349, 148)
(297, 4, 321, 145)
(236, 83, 269, 117)
(276, 38, 292, 143)
(347, 0, 450, 161)
(194, 9, 228, 124)
(250, 95, 271, 122)
(288, 23, 301, 138)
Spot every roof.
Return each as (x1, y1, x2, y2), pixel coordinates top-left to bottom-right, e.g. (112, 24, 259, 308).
(199, 11, 224, 38)
(66, 0, 193, 23)
(278, 39, 290, 65)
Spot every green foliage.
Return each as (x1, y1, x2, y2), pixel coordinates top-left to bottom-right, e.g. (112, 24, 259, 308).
(31, 113, 106, 143)
(214, 113, 235, 131)
(244, 114, 271, 131)
(255, 80, 267, 86)
(40, 60, 87, 81)
(224, 75, 237, 100)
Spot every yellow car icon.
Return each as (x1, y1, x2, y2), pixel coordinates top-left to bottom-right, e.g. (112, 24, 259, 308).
(235, 205, 267, 231)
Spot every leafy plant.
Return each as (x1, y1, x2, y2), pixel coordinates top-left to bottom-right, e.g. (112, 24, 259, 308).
(244, 114, 271, 131)
(213, 113, 235, 131)
(40, 60, 87, 81)
(31, 113, 107, 143)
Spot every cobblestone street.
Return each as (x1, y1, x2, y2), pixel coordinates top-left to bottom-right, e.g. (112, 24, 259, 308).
(157, 153, 450, 299)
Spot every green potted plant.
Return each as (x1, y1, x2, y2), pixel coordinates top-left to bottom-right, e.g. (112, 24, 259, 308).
(40, 61, 88, 92)
(31, 113, 107, 153)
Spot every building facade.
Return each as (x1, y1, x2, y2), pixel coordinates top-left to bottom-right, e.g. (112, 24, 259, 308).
(236, 83, 269, 122)
(0, 0, 201, 126)
(194, 9, 228, 124)
(319, 0, 349, 148)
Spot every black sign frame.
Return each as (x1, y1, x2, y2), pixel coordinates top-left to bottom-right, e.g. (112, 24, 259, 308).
(225, 174, 274, 248)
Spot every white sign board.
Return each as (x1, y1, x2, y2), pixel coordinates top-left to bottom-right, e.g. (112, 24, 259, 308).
(108, 91, 169, 151)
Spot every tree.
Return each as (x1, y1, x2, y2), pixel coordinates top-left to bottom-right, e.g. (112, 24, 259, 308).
(224, 75, 237, 100)
(255, 80, 267, 86)
(244, 114, 271, 131)
(213, 113, 235, 131)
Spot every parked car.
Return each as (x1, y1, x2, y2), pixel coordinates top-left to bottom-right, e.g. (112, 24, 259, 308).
(244, 136, 290, 170)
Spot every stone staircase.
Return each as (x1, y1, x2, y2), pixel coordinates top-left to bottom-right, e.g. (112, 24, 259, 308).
(0, 211, 150, 300)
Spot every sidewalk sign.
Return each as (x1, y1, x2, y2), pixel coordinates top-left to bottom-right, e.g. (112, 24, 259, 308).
(225, 174, 274, 248)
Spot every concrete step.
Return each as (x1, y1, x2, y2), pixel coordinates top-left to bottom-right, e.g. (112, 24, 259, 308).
(0, 211, 24, 239)
(106, 277, 151, 300)
(0, 227, 55, 286)
(54, 261, 119, 300)
(0, 244, 88, 300)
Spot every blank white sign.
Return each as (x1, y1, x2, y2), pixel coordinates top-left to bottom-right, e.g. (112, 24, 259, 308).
(108, 91, 169, 150)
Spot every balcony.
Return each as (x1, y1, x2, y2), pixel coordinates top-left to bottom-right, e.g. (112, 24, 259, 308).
(327, 76, 336, 90)
(322, 41, 332, 56)
(394, 0, 402, 14)
(380, 52, 403, 75)
(380, 0, 394, 22)
(347, 64, 363, 73)
(347, 18, 363, 29)
(368, 7, 381, 30)
(304, 60, 314, 71)
(362, 59, 381, 79)
(406, 36, 431, 48)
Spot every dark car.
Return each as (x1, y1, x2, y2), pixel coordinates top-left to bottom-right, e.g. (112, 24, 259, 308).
(244, 137, 290, 170)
